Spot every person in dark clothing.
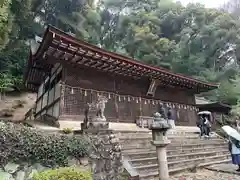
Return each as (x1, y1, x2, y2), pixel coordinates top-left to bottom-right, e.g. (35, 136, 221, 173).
(197, 115, 205, 137)
(203, 115, 211, 137)
(167, 107, 175, 129)
(159, 103, 167, 119)
(228, 136, 240, 171)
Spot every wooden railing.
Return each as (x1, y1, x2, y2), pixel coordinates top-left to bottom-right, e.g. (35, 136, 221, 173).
(24, 108, 35, 121)
(136, 116, 154, 128)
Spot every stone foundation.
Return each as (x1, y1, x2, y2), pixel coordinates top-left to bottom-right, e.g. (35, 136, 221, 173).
(83, 127, 123, 180)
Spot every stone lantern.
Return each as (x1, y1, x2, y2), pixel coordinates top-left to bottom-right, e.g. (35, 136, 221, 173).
(149, 112, 171, 180)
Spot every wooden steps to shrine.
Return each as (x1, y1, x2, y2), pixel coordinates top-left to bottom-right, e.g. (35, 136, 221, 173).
(116, 129, 230, 180)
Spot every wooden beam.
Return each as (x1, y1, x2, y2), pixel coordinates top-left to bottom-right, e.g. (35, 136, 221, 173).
(147, 79, 161, 97)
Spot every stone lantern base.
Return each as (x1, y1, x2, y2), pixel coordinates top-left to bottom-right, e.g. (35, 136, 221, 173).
(151, 140, 171, 180)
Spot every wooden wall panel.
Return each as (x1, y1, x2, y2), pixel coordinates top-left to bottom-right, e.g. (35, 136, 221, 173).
(61, 64, 198, 125)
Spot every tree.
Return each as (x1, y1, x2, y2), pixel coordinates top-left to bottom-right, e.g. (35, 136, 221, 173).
(1, 0, 240, 108)
(98, 0, 179, 68)
(97, 0, 240, 104)
(0, 0, 13, 49)
(221, 0, 240, 19)
(0, 72, 14, 100)
(30, 0, 101, 43)
(0, 0, 100, 88)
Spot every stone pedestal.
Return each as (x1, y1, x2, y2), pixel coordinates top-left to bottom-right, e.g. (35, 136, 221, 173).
(83, 123, 122, 180)
(149, 115, 171, 180)
(168, 119, 175, 129)
(151, 140, 170, 180)
(81, 117, 109, 131)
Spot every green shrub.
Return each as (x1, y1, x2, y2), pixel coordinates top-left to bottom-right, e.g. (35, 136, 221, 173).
(120, 169, 129, 180)
(32, 167, 92, 180)
(62, 127, 73, 134)
(0, 122, 89, 167)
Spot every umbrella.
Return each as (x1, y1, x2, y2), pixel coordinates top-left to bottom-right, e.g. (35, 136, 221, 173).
(222, 125, 240, 141)
(197, 111, 211, 115)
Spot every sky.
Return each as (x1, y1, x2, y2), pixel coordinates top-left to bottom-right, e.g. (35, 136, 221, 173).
(177, 0, 228, 8)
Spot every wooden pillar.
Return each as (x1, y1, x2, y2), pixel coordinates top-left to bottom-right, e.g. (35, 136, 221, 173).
(114, 95, 119, 122)
(139, 98, 142, 117)
(60, 81, 65, 116)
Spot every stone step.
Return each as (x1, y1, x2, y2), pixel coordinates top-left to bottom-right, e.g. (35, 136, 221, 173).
(136, 154, 230, 178)
(114, 127, 200, 135)
(117, 133, 202, 139)
(129, 150, 229, 167)
(118, 134, 220, 140)
(139, 159, 231, 180)
(120, 138, 223, 146)
(122, 141, 227, 151)
(124, 146, 228, 159)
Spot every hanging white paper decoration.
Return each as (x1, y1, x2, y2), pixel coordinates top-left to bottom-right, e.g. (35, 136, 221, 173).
(128, 96, 131, 102)
(136, 98, 139, 103)
(108, 93, 111, 99)
(124, 96, 126, 101)
(118, 96, 121, 102)
(144, 100, 147, 104)
(71, 88, 74, 94)
(84, 90, 87, 96)
(153, 100, 155, 105)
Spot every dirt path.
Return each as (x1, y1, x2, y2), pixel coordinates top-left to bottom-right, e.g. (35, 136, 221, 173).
(0, 92, 36, 121)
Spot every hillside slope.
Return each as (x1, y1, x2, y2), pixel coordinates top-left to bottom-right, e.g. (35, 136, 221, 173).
(0, 92, 36, 122)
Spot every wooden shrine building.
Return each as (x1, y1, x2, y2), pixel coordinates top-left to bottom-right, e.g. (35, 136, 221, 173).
(24, 26, 219, 126)
(196, 99, 232, 129)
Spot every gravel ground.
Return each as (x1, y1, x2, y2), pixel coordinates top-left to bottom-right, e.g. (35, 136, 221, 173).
(170, 169, 240, 180)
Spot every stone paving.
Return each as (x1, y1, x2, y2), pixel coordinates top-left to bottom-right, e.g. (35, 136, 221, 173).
(206, 163, 240, 175)
(169, 164, 240, 180)
(170, 169, 240, 180)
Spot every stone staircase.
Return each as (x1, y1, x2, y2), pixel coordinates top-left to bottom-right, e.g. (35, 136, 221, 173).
(115, 129, 231, 179)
